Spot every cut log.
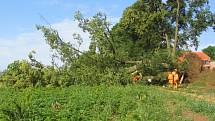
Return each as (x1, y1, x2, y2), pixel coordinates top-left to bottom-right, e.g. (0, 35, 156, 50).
(127, 65, 137, 73)
(125, 61, 142, 64)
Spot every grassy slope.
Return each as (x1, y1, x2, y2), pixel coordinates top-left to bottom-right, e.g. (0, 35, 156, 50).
(0, 71, 214, 121)
(180, 70, 215, 96)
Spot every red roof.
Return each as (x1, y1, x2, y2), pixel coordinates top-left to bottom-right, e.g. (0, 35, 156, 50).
(194, 52, 210, 61)
(178, 52, 210, 62)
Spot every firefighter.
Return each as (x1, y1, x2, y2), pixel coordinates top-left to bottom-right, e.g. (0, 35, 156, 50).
(167, 72, 174, 85)
(172, 69, 179, 89)
(167, 69, 179, 89)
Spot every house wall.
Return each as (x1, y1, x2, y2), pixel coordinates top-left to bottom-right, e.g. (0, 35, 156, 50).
(210, 61, 215, 71)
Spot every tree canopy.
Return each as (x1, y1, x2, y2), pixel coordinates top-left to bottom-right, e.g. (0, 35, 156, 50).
(203, 45, 215, 60)
(112, 0, 215, 59)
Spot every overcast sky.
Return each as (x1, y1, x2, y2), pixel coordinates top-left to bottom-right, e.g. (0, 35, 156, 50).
(0, 0, 215, 71)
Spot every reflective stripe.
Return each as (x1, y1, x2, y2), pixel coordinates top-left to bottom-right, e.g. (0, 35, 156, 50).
(169, 80, 173, 84)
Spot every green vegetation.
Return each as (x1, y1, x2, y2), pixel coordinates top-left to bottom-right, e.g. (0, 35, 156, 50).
(0, 85, 214, 121)
(180, 70, 215, 96)
(113, 0, 215, 58)
(0, 0, 215, 120)
(1, 0, 215, 87)
(203, 45, 215, 60)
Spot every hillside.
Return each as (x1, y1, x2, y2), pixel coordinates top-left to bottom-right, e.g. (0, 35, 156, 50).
(178, 70, 215, 103)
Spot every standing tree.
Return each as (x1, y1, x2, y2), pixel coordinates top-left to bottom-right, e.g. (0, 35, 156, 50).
(112, 0, 215, 60)
(166, 0, 215, 59)
(112, 0, 169, 59)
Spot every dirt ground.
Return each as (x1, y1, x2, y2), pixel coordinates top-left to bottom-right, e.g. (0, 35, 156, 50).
(182, 109, 208, 121)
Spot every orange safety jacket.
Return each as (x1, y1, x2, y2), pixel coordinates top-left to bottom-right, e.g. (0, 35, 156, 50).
(173, 74, 179, 84)
(168, 73, 174, 84)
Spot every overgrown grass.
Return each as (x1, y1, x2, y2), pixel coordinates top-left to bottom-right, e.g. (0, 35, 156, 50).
(0, 85, 214, 121)
(180, 70, 215, 96)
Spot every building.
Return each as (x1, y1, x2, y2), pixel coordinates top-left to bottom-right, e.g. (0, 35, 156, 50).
(210, 61, 215, 70)
(179, 52, 211, 70)
(194, 52, 211, 69)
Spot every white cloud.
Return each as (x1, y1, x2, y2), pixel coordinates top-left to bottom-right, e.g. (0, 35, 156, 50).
(0, 31, 51, 71)
(52, 19, 90, 51)
(0, 19, 90, 71)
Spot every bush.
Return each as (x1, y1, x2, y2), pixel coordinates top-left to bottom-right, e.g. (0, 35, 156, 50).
(0, 59, 132, 88)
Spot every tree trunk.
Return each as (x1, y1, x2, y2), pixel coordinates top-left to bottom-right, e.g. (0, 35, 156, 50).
(165, 33, 171, 56)
(172, 0, 180, 59)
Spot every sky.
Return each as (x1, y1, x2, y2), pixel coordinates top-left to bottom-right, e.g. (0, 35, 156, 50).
(0, 0, 215, 71)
